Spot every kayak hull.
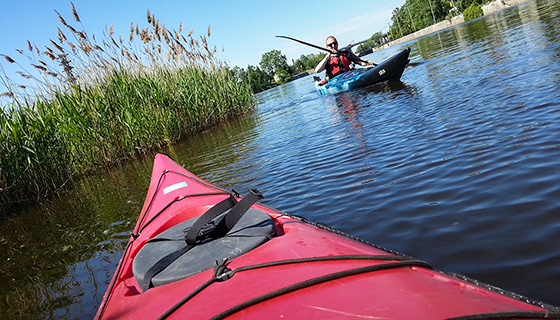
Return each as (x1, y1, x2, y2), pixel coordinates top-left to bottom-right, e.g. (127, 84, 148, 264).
(316, 48, 411, 94)
(96, 153, 559, 319)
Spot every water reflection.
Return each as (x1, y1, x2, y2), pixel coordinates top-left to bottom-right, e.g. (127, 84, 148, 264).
(364, 80, 419, 96)
(2, 0, 560, 318)
(0, 157, 154, 318)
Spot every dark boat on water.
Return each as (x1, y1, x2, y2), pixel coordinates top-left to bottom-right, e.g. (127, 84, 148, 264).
(315, 48, 411, 94)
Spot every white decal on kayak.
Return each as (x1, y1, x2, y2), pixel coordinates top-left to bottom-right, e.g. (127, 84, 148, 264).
(379, 69, 386, 76)
(163, 181, 188, 194)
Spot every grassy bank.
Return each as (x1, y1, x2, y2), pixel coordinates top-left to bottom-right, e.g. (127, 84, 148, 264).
(0, 5, 254, 212)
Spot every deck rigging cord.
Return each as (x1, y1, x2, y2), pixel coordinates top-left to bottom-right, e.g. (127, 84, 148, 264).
(158, 255, 432, 320)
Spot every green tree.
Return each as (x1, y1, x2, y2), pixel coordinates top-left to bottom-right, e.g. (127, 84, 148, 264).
(293, 53, 325, 73)
(275, 68, 291, 83)
(356, 32, 384, 52)
(260, 49, 290, 80)
(389, 0, 450, 39)
(457, 0, 482, 12)
(228, 50, 327, 94)
(463, 3, 483, 20)
(228, 66, 247, 83)
(246, 65, 273, 93)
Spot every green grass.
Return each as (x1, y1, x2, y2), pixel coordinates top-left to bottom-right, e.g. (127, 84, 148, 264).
(0, 4, 254, 212)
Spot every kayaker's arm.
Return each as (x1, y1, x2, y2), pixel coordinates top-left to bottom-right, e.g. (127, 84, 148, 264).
(356, 59, 376, 66)
(344, 50, 377, 67)
(314, 52, 332, 73)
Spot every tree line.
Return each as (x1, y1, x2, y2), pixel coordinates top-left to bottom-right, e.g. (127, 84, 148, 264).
(232, 0, 490, 94)
(227, 50, 325, 93)
(358, 0, 491, 51)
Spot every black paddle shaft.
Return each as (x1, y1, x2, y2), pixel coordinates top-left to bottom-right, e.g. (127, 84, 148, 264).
(276, 35, 372, 65)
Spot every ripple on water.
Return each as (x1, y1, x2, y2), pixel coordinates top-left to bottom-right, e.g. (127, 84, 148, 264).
(3, 1, 560, 318)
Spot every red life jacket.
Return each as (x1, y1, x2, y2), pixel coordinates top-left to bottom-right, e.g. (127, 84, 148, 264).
(326, 55, 351, 79)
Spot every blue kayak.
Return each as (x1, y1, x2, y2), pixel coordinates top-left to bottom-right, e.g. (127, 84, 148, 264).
(315, 48, 411, 94)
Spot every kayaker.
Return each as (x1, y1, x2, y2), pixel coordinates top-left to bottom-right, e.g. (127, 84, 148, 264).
(314, 36, 375, 83)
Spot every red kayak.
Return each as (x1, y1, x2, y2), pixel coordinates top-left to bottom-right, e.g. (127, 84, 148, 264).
(96, 153, 560, 319)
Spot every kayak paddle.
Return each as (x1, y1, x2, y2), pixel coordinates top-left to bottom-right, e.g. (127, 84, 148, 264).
(276, 35, 374, 66)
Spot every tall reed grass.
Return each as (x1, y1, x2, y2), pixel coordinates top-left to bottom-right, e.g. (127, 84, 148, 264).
(0, 3, 254, 212)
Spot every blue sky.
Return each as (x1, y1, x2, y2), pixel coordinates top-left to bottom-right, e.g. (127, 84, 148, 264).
(1, 0, 404, 80)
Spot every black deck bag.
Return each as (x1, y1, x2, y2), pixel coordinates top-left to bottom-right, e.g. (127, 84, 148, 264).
(133, 191, 275, 291)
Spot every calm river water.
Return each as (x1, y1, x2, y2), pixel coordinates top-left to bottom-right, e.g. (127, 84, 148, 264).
(1, 0, 560, 318)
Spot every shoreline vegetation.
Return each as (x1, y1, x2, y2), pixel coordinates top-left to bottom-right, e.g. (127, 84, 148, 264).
(0, 0, 530, 214)
(232, 0, 532, 89)
(0, 4, 254, 214)
(371, 0, 530, 52)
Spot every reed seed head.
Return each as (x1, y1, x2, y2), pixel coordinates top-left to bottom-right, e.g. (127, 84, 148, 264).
(16, 72, 33, 79)
(50, 40, 65, 53)
(71, 2, 80, 22)
(32, 64, 47, 71)
(1, 55, 15, 63)
(55, 10, 68, 26)
(67, 24, 78, 34)
(45, 51, 56, 60)
(58, 28, 67, 43)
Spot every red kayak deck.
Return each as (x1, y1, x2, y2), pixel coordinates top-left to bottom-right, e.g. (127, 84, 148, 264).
(96, 153, 559, 319)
